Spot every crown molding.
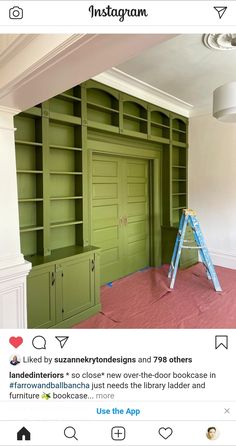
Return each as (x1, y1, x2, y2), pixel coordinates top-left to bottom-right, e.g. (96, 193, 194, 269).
(0, 34, 95, 101)
(0, 105, 21, 116)
(0, 35, 37, 65)
(189, 103, 212, 118)
(94, 67, 193, 117)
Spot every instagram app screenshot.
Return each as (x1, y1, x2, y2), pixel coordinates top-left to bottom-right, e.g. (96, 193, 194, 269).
(0, 1, 236, 445)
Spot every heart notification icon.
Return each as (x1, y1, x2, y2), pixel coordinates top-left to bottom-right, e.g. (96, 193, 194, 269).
(158, 427, 173, 440)
(9, 336, 23, 348)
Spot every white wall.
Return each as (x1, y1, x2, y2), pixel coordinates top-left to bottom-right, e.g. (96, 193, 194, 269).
(189, 114, 236, 269)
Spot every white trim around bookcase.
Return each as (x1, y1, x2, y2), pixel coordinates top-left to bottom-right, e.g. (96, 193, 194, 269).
(0, 260, 31, 328)
(94, 68, 193, 117)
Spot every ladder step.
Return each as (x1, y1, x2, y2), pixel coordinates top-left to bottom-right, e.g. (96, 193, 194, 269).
(181, 245, 205, 249)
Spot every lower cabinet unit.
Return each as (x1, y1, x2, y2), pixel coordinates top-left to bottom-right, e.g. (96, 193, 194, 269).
(27, 264, 56, 329)
(27, 246, 101, 328)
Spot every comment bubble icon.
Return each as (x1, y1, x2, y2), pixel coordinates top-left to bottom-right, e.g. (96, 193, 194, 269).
(32, 335, 47, 350)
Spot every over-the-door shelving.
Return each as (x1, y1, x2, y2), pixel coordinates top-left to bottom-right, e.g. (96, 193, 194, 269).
(122, 98, 148, 139)
(149, 107, 170, 143)
(86, 84, 120, 133)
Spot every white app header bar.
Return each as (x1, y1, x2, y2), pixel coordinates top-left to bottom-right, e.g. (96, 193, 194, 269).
(0, 1, 235, 32)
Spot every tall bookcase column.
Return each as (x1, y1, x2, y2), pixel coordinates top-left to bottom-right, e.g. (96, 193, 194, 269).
(0, 107, 31, 328)
(162, 113, 197, 268)
(42, 101, 51, 255)
(48, 86, 83, 251)
(14, 87, 101, 328)
(171, 114, 188, 226)
(81, 84, 89, 246)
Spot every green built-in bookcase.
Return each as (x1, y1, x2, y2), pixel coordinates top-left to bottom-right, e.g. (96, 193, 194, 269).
(15, 87, 101, 328)
(15, 88, 83, 257)
(15, 80, 197, 327)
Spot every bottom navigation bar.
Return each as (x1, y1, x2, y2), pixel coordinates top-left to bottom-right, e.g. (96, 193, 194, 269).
(0, 420, 236, 445)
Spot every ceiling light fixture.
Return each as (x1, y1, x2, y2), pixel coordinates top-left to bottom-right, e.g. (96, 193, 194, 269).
(203, 34, 236, 50)
(213, 82, 236, 122)
(203, 35, 236, 122)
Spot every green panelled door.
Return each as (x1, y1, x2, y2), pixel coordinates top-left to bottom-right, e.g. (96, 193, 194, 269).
(92, 154, 149, 284)
(124, 159, 149, 275)
(92, 155, 123, 284)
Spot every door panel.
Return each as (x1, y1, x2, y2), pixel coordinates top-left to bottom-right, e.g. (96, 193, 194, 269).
(92, 154, 149, 284)
(92, 155, 123, 284)
(125, 159, 149, 275)
(59, 255, 94, 321)
(27, 265, 56, 328)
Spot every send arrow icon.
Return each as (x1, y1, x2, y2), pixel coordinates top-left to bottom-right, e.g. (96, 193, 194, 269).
(214, 6, 227, 19)
(55, 336, 69, 348)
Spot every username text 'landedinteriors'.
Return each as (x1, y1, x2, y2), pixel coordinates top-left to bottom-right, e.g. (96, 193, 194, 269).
(88, 5, 148, 22)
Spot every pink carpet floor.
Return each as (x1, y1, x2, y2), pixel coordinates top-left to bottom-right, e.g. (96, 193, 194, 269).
(73, 264, 236, 329)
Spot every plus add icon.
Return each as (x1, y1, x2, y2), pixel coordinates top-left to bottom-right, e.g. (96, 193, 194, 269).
(111, 426, 126, 441)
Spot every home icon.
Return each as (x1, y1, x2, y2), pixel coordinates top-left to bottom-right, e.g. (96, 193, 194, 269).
(17, 427, 31, 441)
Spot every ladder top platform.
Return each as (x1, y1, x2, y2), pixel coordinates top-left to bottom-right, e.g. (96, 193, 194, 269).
(183, 208, 196, 216)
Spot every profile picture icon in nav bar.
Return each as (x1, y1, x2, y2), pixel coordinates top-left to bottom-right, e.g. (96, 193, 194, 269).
(9, 6, 23, 19)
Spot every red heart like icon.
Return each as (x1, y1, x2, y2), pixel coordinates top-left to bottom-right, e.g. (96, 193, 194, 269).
(9, 336, 23, 348)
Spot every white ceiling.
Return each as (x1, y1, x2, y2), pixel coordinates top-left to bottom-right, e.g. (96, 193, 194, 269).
(1, 33, 236, 113)
(116, 34, 236, 111)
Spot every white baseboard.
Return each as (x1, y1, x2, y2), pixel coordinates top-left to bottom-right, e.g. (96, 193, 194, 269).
(200, 250, 236, 270)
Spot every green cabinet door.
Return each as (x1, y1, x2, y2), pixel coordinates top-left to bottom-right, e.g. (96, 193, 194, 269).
(56, 253, 95, 322)
(27, 264, 56, 328)
(92, 154, 149, 284)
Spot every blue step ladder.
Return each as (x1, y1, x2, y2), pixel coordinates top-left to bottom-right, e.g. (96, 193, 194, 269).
(168, 209, 222, 292)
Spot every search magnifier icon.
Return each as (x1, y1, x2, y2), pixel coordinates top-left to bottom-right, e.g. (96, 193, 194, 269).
(64, 426, 78, 441)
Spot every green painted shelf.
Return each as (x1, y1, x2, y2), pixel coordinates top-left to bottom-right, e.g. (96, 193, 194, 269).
(123, 113, 147, 122)
(50, 171, 82, 175)
(58, 93, 81, 102)
(50, 220, 83, 228)
(19, 198, 43, 202)
(15, 140, 43, 147)
(20, 225, 44, 233)
(87, 101, 119, 114)
(17, 170, 43, 174)
(49, 144, 82, 151)
(50, 196, 82, 201)
(49, 112, 81, 126)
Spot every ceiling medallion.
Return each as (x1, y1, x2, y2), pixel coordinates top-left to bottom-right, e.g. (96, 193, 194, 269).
(203, 34, 236, 50)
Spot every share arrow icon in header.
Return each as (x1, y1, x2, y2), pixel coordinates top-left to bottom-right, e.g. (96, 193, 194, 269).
(55, 336, 69, 348)
(214, 6, 227, 19)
